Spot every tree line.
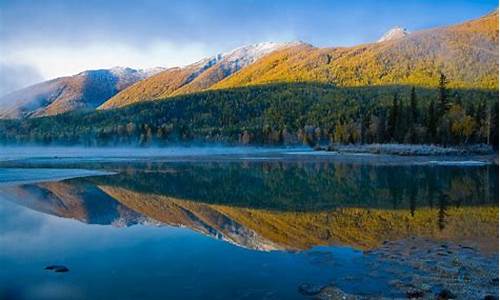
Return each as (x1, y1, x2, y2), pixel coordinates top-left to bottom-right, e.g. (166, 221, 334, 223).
(0, 76, 497, 148)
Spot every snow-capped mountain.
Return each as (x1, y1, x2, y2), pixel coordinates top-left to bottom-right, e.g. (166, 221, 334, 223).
(0, 41, 303, 115)
(218, 41, 302, 71)
(377, 26, 410, 42)
(0, 66, 164, 119)
(187, 41, 300, 76)
(99, 41, 302, 109)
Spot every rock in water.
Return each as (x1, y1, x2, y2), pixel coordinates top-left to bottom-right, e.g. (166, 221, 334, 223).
(437, 289, 456, 299)
(406, 288, 425, 298)
(45, 265, 69, 273)
(298, 283, 323, 296)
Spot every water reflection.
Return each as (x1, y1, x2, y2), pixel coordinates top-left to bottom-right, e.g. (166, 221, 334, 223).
(0, 159, 497, 300)
(1, 160, 497, 252)
(2, 162, 498, 250)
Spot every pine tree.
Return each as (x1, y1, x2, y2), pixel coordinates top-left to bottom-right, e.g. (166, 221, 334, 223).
(409, 87, 418, 143)
(490, 102, 499, 149)
(388, 93, 399, 142)
(376, 109, 387, 143)
(359, 107, 371, 144)
(397, 98, 405, 142)
(438, 72, 449, 115)
(427, 99, 437, 143)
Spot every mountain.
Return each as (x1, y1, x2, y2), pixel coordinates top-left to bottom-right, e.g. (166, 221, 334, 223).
(2, 11, 496, 117)
(98, 42, 303, 109)
(213, 10, 498, 91)
(377, 26, 410, 42)
(0, 11, 497, 147)
(0, 67, 164, 119)
(98, 11, 498, 111)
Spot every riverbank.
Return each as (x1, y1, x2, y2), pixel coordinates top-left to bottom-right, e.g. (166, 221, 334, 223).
(314, 144, 497, 158)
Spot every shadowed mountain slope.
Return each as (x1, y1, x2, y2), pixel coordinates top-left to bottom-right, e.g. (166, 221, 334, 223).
(0, 67, 164, 119)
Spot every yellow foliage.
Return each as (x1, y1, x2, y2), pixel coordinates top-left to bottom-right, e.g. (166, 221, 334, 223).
(99, 11, 498, 109)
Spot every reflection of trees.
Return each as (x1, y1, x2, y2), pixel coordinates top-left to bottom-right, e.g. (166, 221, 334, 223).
(7, 178, 497, 252)
(86, 161, 498, 212)
(447, 177, 473, 208)
(438, 193, 449, 231)
(425, 174, 435, 209)
(409, 186, 417, 217)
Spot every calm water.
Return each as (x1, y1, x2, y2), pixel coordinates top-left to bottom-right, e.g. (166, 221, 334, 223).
(0, 148, 498, 299)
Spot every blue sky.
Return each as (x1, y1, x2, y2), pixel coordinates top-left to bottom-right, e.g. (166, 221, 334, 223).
(0, 0, 497, 94)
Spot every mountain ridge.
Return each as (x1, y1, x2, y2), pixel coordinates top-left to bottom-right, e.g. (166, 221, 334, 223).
(0, 66, 164, 119)
(0, 10, 497, 118)
(101, 10, 498, 110)
(213, 10, 498, 91)
(98, 41, 303, 110)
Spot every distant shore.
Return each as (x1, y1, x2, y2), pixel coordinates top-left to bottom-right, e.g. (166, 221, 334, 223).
(313, 143, 497, 158)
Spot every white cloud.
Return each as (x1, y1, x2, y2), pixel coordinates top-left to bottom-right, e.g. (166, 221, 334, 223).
(0, 63, 44, 96)
(1, 40, 214, 80)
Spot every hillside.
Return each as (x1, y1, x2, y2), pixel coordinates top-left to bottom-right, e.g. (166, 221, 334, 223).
(99, 42, 301, 109)
(0, 11, 497, 147)
(0, 67, 163, 119)
(214, 10, 498, 90)
(97, 10, 498, 111)
(2, 11, 497, 117)
(0, 83, 497, 147)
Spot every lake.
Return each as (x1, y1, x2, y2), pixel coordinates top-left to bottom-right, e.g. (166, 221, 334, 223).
(0, 147, 498, 299)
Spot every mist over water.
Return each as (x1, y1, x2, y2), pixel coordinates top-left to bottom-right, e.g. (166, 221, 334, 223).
(1, 145, 495, 166)
(0, 145, 307, 161)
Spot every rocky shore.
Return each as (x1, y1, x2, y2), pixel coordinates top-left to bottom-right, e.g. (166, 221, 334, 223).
(299, 237, 498, 299)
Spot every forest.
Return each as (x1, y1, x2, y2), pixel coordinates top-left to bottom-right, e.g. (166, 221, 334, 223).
(0, 74, 498, 148)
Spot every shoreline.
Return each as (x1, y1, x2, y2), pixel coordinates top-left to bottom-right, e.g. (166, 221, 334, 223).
(0, 168, 114, 187)
(0, 148, 497, 169)
(314, 143, 496, 156)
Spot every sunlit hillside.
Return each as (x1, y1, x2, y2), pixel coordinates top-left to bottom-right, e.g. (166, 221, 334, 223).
(214, 10, 498, 91)
(100, 10, 498, 110)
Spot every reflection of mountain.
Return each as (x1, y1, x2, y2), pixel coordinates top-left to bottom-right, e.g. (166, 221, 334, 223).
(1, 161, 497, 252)
(98, 185, 281, 251)
(96, 185, 498, 252)
(0, 181, 149, 226)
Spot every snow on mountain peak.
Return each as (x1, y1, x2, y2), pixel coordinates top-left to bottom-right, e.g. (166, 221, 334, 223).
(109, 66, 166, 78)
(222, 41, 301, 63)
(185, 41, 302, 77)
(377, 27, 410, 43)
